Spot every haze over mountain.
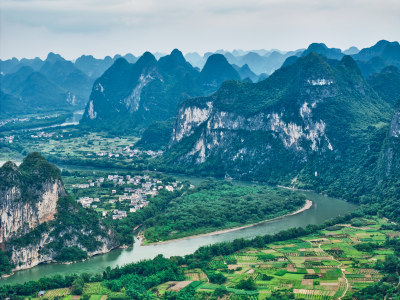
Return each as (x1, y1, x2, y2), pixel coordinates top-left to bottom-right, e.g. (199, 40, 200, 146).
(80, 50, 243, 133)
(2, 40, 400, 122)
(0, 53, 94, 117)
(352, 40, 400, 77)
(2, 0, 400, 296)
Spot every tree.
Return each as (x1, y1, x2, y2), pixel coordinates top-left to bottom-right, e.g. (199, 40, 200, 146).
(384, 254, 399, 274)
(235, 277, 257, 291)
(208, 272, 227, 284)
(71, 277, 84, 295)
(213, 286, 228, 298)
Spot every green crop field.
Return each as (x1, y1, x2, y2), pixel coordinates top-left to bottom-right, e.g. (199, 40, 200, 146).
(20, 217, 400, 299)
(166, 217, 399, 299)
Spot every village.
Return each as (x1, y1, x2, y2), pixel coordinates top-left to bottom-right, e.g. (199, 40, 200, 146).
(70, 173, 182, 220)
(0, 126, 163, 165)
(92, 146, 162, 159)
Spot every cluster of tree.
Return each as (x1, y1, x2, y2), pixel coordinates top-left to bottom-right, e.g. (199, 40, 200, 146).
(235, 277, 257, 290)
(143, 179, 306, 242)
(106, 188, 187, 245)
(0, 251, 14, 276)
(353, 237, 400, 299)
(135, 118, 176, 151)
(354, 242, 381, 252)
(47, 155, 152, 172)
(55, 246, 88, 262)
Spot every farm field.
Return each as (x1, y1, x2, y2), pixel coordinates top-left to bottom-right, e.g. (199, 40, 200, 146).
(169, 217, 395, 299)
(0, 127, 149, 167)
(32, 217, 400, 299)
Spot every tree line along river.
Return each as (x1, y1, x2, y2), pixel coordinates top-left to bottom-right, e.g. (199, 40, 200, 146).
(0, 187, 357, 286)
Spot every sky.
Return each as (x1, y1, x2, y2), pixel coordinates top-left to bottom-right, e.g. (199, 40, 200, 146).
(1, 0, 400, 60)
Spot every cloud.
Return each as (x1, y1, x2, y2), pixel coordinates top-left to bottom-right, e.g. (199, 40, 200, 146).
(1, 0, 399, 59)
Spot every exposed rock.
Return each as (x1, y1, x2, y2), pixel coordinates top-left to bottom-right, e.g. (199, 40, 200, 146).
(0, 153, 118, 272)
(165, 53, 391, 181)
(390, 109, 400, 138)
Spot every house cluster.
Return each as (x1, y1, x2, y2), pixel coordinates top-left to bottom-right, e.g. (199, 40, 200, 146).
(73, 173, 182, 219)
(0, 114, 59, 128)
(72, 183, 90, 189)
(95, 146, 163, 159)
(77, 196, 100, 208)
(112, 210, 127, 220)
(72, 177, 104, 189)
(0, 117, 29, 127)
(0, 135, 14, 143)
(30, 131, 55, 138)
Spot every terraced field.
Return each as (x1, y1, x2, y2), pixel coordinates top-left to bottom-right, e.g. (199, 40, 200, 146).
(159, 217, 395, 299)
(29, 217, 399, 299)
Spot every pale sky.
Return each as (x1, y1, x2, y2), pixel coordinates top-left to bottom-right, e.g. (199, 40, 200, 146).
(1, 0, 399, 60)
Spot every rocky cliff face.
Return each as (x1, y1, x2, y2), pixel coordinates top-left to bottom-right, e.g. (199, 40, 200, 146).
(390, 109, 400, 138)
(377, 105, 400, 177)
(166, 54, 391, 181)
(80, 50, 242, 133)
(0, 179, 64, 243)
(0, 154, 66, 244)
(0, 153, 118, 272)
(10, 229, 117, 271)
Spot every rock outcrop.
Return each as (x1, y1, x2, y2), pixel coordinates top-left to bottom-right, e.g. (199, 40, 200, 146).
(0, 153, 118, 271)
(80, 50, 241, 133)
(0, 154, 65, 243)
(165, 53, 392, 181)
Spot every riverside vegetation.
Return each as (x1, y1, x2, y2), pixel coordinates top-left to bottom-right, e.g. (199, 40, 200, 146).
(143, 180, 306, 243)
(3, 215, 400, 299)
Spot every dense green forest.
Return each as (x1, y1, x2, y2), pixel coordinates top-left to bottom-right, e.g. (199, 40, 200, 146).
(143, 180, 306, 242)
(105, 188, 188, 245)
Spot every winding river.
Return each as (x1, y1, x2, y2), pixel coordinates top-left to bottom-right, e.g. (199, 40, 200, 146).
(0, 190, 357, 285)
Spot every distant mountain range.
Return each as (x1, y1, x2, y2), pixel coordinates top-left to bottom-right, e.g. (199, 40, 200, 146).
(1, 40, 400, 121)
(0, 53, 138, 118)
(0, 53, 94, 117)
(79, 50, 244, 133)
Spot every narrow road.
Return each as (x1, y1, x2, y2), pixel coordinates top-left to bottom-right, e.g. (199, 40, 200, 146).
(318, 243, 349, 300)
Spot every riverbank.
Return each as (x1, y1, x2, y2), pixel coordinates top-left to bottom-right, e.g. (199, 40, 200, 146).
(141, 199, 313, 246)
(1, 193, 357, 286)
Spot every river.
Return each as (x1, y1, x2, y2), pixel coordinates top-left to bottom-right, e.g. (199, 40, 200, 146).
(0, 190, 357, 285)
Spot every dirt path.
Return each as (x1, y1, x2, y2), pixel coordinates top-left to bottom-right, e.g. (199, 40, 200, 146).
(141, 200, 313, 246)
(318, 243, 349, 300)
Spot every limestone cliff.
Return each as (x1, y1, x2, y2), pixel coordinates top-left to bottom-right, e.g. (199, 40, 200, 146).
(165, 54, 392, 182)
(0, 153, 118, 272)
(80, 50, 241, 133)
(0, 155, 65, 243)
(377, 104, 400, 178)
